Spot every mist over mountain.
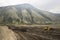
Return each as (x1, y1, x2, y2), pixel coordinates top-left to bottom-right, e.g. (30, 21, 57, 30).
(0, 3, 60, 25)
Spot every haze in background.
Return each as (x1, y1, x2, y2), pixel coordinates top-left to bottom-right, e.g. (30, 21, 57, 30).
(0, 0, 60, 13)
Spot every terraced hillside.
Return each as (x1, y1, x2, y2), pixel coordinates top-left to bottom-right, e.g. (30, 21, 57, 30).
(0, 4, 60, 24)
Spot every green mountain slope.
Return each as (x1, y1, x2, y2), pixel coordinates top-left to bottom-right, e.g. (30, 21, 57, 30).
(0, 4, 60, 25)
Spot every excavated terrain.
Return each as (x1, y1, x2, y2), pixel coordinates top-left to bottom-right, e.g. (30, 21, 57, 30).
(0, 25, 60, 40)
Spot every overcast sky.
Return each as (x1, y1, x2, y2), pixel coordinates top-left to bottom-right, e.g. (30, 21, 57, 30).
(0, 0, 60, 13)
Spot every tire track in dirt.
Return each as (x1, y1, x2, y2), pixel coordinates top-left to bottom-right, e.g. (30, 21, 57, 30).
(14, 30, 28, 40)
(23, 32, 39, 40)
(13, 30, 39, 40)
(13, 29, 55, 40)
(26, 32, 56, 40)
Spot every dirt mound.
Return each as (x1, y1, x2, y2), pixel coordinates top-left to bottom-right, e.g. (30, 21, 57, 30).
(0, 26, 17, 40)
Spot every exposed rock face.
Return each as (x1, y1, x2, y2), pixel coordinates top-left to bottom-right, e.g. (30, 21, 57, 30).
(0, 26, 17, 40)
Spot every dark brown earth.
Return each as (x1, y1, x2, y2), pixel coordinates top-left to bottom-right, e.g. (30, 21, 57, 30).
(0, 25, 60, 40)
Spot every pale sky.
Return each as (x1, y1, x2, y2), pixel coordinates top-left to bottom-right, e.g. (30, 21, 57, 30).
(0, 0, 60, 13)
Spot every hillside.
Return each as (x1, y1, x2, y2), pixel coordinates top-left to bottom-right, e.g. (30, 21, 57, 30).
(0, 4, 60, 25)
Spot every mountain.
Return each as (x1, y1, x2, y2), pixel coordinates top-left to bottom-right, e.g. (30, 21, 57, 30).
(0, 3, 60, 25)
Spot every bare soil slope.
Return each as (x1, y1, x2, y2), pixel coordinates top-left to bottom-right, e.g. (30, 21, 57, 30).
(0, 26, 17, 40)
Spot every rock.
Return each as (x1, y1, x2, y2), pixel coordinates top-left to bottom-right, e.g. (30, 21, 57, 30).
(0, 26, 17, 40)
